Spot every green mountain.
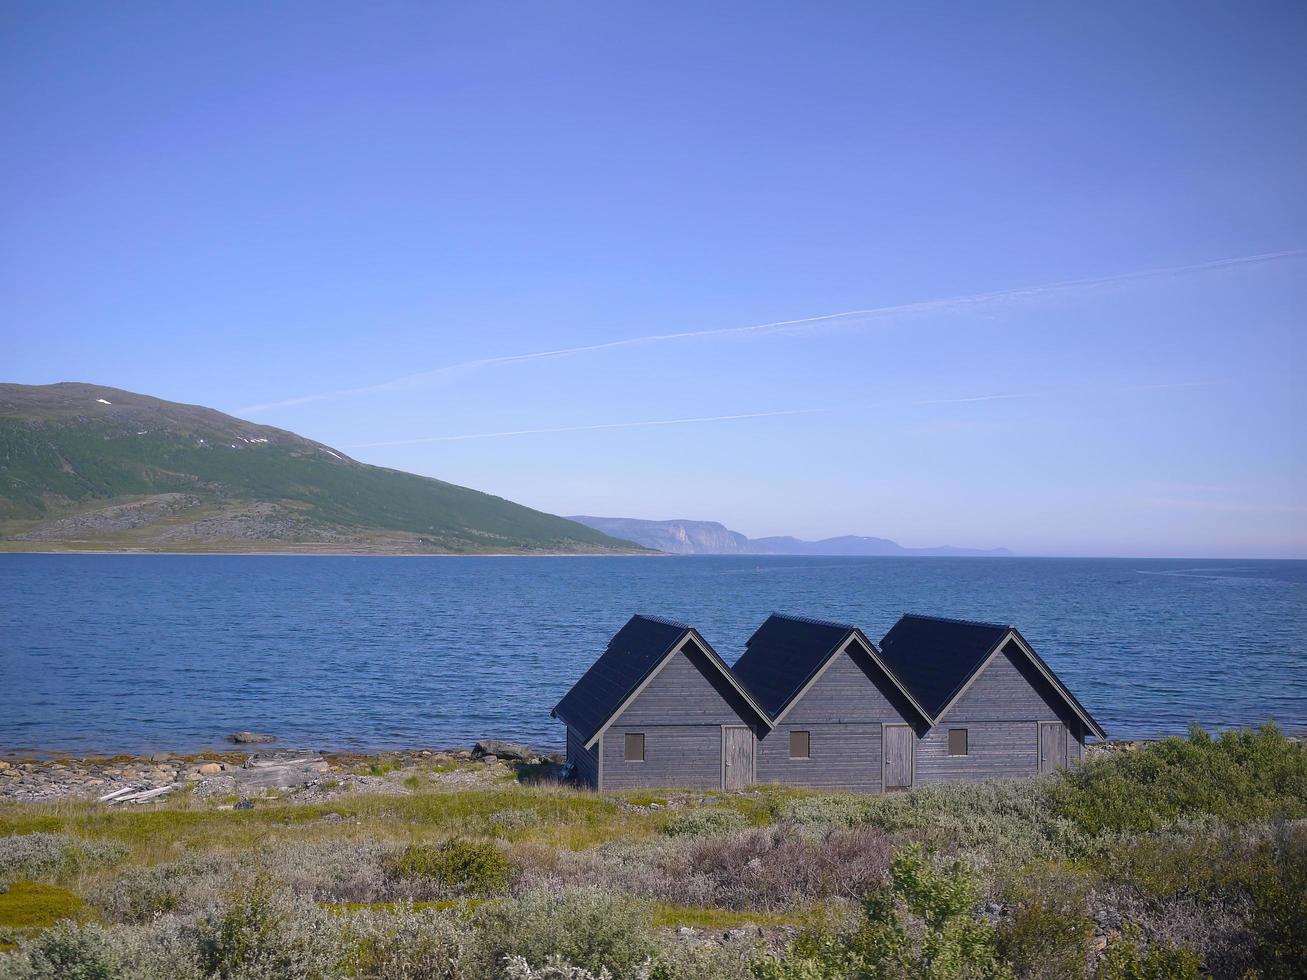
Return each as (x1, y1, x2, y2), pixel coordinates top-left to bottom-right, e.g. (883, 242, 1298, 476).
(0, 382, 644, 554)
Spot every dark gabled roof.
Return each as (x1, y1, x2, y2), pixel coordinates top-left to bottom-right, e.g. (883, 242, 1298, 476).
(731, 613, 862, 719)
(877, 614, 1011, 719)
(878, 613, 1106, 737)
(552, 614, 771, 746)
(551, 615, 689, 745)
(733, 613, 935, 724)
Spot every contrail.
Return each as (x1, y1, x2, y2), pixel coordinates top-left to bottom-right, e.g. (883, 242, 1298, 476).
(349, 408, 821, 448)
(238, 248, 1304, 415)
(910, 392, 1035, 406)
(910, 379, 1223, 406)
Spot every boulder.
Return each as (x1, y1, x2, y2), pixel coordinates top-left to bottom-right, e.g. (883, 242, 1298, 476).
(198, 763, 223, 776)
(471, 739, 534, 762)
(0, 760, 9, 771)
(229, 732, 277, 744)
(150, 752, 173, 763)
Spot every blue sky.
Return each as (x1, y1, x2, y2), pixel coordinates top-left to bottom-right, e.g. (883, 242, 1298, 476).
(3, 2, 1305, 557)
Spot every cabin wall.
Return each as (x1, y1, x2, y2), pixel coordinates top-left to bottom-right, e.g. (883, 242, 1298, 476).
(597, 645, 759, 791)
(566, 727, 598, 789)
(915, 644, 1089, 784)
(600, 724, 726, 790)
(755, 647, 912, 792)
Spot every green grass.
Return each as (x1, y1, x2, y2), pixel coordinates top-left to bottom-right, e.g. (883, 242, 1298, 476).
(649, 903, 805, 930)
(0, 881, 84, 931)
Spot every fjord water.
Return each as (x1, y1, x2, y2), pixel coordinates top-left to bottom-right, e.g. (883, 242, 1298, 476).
(1, 554, 1303, 754)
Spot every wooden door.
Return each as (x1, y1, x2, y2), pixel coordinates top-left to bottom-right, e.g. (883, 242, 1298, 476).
(1039, 722, 1067, 773)
(883, 724, 914, 790)
(722, 726, 754, 790)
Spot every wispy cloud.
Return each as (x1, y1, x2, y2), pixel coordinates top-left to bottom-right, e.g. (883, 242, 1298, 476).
(348, 408, 821, 448)
(238, 248, 1304, 415)
(911, 379, 1224, 407)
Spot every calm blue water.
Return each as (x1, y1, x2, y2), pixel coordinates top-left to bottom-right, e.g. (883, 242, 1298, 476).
(1, 555, 1304, 754)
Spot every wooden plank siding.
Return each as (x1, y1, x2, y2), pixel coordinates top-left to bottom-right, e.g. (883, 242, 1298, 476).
(601, 724, 726, 790)
(566, 726, 599, 789)
(596, 642, 762, 791)
(915, 641, 1089, 784)
(755, 645, 914, 792)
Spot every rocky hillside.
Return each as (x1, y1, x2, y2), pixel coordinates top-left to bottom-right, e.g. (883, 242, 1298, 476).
(0, 383, 643, 554)
(569, 516, 1009, 556)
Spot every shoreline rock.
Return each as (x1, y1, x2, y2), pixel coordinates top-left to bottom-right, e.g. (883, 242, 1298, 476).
(0, 744, 563, 805)
(229, 731, 277, 744)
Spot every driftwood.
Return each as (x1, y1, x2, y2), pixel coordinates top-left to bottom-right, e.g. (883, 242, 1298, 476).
(106, 784, 178, 805)
(97, 786, 136, 802)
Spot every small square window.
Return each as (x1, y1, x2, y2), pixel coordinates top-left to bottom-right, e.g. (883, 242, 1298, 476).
(948, 729, 968, 756)
(624, 733, 645, 762)
(789, 730, 810, 759)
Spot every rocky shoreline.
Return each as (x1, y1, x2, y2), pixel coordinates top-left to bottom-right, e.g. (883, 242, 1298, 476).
(7, 735, 1299, 806)
(0, 739, 562, 805)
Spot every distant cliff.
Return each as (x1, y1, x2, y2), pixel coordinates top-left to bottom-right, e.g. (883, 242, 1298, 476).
(568, 517, 752, 555)
(569, 516, 1010, 557)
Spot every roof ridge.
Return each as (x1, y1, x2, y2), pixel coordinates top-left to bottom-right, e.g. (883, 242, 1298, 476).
(767, 611, 856, 631)
(631, 613, 693, 630)
(899, 612, 1011, 631)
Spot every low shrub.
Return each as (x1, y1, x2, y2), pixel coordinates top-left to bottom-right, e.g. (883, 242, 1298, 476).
(662, 809, 749, 837)
(1052, 724, 1307, 835)
(753, 844, 1013, 979)
(1, 917, 206, 980)
(192, 881, 338, 980)
(995, 864, 1094, 980)
(682, 823, 891, 910)
(770, 795, 872, 828)
(472, 888, 657, 979)
(1096, 931, 1202, 980)
(491, 808, 543, 835)
(91, 853, 235, 923)
(386, 838, 512, 896)
(339, 904, 473, 979)
(0, 834, 125, 883)
(859, 777, 1094, 872)
(1245, 820, 1307, 980)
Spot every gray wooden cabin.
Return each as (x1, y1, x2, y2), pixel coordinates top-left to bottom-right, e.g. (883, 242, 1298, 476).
(553, 612, 1105, 792)
(550, 614, 773, 791)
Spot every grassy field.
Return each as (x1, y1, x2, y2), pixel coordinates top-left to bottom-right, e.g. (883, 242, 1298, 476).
(0, 725, 1303, 979)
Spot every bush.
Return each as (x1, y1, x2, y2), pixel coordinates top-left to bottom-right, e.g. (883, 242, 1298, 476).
(91, 854, 234, 923)
(1246, 821, 1307, 980)
(771, 795, 872, 828)
(753, 844, 1013, 979)
(0, 834, 125, 883)
(1096, 932, 1202, 980)
(663, 809, 750, 837)
(995, 865, 1093, 980)
(1052, 724, 1307, 835)
(860, 777, 1094, 872)
(386, 838, 512, 896)
(490, 809, 543, 835)
(342, 905, 473, 979)
(472, 889, 657, 979)
(192, 882, 338, 980)
(681, 823, 891, 910)
(0, 919, 203, 980)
